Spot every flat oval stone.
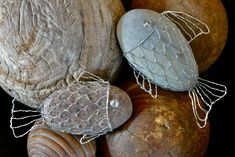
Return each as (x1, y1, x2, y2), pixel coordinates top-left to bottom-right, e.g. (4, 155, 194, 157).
(42, 81, 133, 136)
(117, 9, 198, 91)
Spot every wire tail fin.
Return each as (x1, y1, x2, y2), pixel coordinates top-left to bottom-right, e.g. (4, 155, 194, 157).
(10, 98, 43, 138)
(189, 78, 227, 128)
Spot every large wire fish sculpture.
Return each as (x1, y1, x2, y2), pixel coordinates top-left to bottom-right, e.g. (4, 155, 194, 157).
(10, 69, 133, 144)
(117, 9, 227, 128)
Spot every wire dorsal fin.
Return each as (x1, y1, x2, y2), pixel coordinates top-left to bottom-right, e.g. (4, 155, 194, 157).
(162, 11, 210, 43)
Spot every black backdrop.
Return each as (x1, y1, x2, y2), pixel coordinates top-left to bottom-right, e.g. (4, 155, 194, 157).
(0, 0, 234, 156)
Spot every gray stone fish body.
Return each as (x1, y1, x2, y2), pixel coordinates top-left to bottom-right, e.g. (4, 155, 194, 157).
(42, 81, 132, 137)
(117, 9, 198, 91)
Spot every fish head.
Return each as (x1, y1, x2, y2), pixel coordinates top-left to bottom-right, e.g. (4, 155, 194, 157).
(108, 86, 133, 130)
(117, 9, 161, 53)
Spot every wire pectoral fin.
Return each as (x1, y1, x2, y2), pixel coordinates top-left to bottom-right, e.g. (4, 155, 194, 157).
(80, 134, 100, 144)
(79, 124, 111, 144)
(133, 69, 157, 98)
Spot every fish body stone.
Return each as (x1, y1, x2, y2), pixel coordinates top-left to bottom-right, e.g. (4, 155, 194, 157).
(42, 81, 133, 137)
(117, 9, 198, 91)
(117, 9, 227, 128)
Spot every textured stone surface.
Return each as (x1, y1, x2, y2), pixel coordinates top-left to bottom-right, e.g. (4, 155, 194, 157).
(0, 0, 124, 108)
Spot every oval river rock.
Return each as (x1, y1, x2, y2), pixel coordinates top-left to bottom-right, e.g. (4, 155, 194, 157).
(117, 9, 198, 91)
(42, 81, 133, 138)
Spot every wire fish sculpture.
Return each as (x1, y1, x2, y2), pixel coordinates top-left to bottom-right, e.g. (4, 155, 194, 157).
(117, 9, 227, 128)
(10, 69, 133, 144)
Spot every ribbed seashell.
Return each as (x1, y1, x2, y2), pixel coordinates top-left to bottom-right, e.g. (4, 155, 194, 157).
(0, 0, 124, 109)
(27, 121, 96, 157)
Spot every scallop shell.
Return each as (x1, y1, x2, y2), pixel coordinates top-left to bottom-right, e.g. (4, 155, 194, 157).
(27, 121, 96, 157)
(0, 0, 124, 108)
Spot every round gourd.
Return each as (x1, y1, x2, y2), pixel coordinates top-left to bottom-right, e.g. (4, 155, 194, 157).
(100, 80, 210, 157)
(0, 0, 124, 108)
(131, 0, 228, 72)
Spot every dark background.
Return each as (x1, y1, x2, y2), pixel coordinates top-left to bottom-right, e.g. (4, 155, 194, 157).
(204, 0, 234, 156)
(0, 0, 234, 156)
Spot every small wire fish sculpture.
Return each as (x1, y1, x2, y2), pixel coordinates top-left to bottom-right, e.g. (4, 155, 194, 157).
(117, 9, 227, 128)
(10, 68, 133, 144)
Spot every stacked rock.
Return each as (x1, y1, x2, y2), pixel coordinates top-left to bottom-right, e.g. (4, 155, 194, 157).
(0, 0, 228, 156)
